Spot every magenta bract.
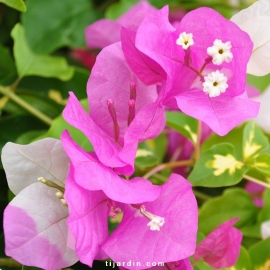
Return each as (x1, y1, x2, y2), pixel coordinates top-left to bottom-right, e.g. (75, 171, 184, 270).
(63, 42, 165, 175)
(122, 6, 259, 135)
(102, 174, 198, 269)
(61, 130, 161, 203)
(194, 218, 242, 268)
(85, 1, 156, 49)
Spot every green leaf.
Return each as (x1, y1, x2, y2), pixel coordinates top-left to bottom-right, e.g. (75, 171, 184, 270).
(241, 189, 270, 239)
(135, 133, 167, 169)
(166, 111, 197, 144)
(189, 143, 248, 187)
(18, 66, 90, 100)
(0, 44, 17, 85)
(255, 154, 270, 177)
(15, 130, 46, 145)
(4, 89, 64, 118)
(249, 238, 270, 270)
(199, 188, 258, 235)
(201, 125, 244, 159)
(231, 246, 253, 270)
(247, 73, 270, 93)
(8, 189, 15, 203)
(0, 0, 26, 12)
(0, 114, 47, 151)
(243, 122, 269, 161)
(11, 24, 74, 80)
(259, 189, 270, 223)
(35, 99, 93, 151)
(194, 260, 214, 270)
(22, 0, 101, 54)
(105, 0, 138, 20)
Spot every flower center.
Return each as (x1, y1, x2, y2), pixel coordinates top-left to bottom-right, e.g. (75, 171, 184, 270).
(107, 99, 120, 143)
(107, 81, 137, 142)
(38, 177, 67, 206)
(202, 70, 228, 98)
(176, 32, 194, 50)
(128, 81, 137, 126)
(107, 198, 122, 218)
(140, 205, 165, 231)
(207, 39, 233, 65)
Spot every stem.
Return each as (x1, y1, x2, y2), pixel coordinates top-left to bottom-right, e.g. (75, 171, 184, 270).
(0, 85, 53, 126)
(243, 175, 270, 189)
(194, 120, 202, 162)
(193, 189, 212, 201)
(169, 145, 182, 162)
(0, 258, 22, 267)
(143, 159, 194, 179)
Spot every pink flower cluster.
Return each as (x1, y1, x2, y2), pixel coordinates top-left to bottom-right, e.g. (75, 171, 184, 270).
(2, 2, 257, 270)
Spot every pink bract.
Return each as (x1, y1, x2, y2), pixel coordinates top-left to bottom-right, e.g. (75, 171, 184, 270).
(119, 258, 192, 270)
(85, 1, 156, 49)
(245, 181, 265, 207)
(102, 174, 198, 270)
(64, 165, 108, 266)
(63, 42, 165, 176)
(122, 6, 259, 135)
(61, 130, 161, 204)
(194, 218, 242, 268)
(4, 183, 78, 270)
(2, 139, 78, 269)
(61, 130, 162, 266)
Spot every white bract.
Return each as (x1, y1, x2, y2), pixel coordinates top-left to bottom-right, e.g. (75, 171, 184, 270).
(176, 32, 194, 50)
(231, 0, 270, 75)
(2, 138, 70, 194)
(261, 220, 270, 239)
(207, 39, 233, 65)
(203, 70, 228, 97)
(253, 84, 270, 133)
(2, 138, 78, 269)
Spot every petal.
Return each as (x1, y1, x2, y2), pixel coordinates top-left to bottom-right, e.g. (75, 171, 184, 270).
(87, 42, 158, 142)
(1, 138, 69, 195)
(118, 1, 156, 24)
(121, 7, 166, 85)
(102, 174, 198, 269)
(85, 19, 121, 49)
(194, 218, 242, 268)
(174, 88, 260, 136)
(4, 183, 77, 270)
(65, 165, 108, 266)
(231, 0, 270, 76)
(135, 6, 178, 79)
(253, 85, 270, 133)
(63, 91, 131, 174)
(61, 130, 161, 204)
(85, 1, 156, 49)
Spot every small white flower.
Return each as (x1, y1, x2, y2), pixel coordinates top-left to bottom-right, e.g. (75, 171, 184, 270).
(147, 216, 165, 231)
(207, 39, 233, 65)
(176, 32, 194, 50)
(203, 70, 228, 98)
(261, 220, 270, 239)
(140, 205, 165, 231)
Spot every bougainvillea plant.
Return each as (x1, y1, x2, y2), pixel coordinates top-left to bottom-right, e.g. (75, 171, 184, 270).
(1, 0, 270, 269)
